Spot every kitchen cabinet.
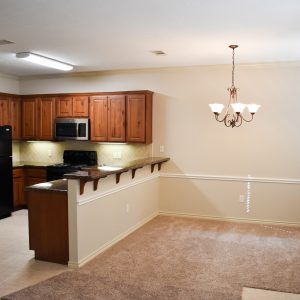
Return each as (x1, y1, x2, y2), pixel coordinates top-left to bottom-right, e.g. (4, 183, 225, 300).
(12, 168, 25, 209)
(22, 97, 56, 140)
(17, 90, 152, 143)
(73, 96, 89, 117)
(56, 96, 88, 117)
(0, 96, 10, 126)
(37, 97, 56, 140)
(25, 168, 47, 186)
(108, 95, 126, 142)
(126, 93, 152, 144)
(90, 96, 108, 141)
(9, 97, 21, 140)
(27, 189, 68, 264)
(90, 95, 126, 142)
(0, 95, 21, 140)
(22, 97, 37, 140)
(24, 167, 47, 206)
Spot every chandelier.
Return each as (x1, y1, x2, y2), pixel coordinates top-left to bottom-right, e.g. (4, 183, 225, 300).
(209, 45, 260, 128)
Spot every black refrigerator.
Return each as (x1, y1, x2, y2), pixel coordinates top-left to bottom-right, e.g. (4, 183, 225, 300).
(0, 125, 13, 219)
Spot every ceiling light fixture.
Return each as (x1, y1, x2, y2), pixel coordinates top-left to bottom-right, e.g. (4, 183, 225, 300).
(209, 45, 260, 128)
(16, 52, 73, 71)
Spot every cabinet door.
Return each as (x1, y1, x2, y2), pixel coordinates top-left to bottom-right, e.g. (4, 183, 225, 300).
(90, 96, 108, 142)
(126, 94, 146, 143)
(0, 97, 10, 126)
(22, 98, 37, 140)
(37, 97, 56, 140)
(72, 96, 89, 117)
(108, 95, 125, 142)
(13, 168, 25, 208)
(9, 97, 21, 140)
(56, 97, 73, 117)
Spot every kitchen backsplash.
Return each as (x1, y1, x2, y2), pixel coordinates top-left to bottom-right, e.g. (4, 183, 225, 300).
(15, 141, 152, 165)
(12, 142, 20, 161)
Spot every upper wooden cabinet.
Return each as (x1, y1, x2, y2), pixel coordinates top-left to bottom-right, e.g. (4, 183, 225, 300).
(0, 96, 10, 126)
(90, 92, 152, 143)
(73, 96, 89, 117)
(56, 96, 88, 117)
(7, 90, 152, 143)
(90, 96, 108, 142)
(22, 97, 37, 140)
(90, 95, 126, 142)
(108, 95, 126, 142)
(37, 97, 56, 140)
(126, 94, 152, 144)
(0, 95, 21, 140)
(9, 97, 21, 140)
(22, 96, 56, 140)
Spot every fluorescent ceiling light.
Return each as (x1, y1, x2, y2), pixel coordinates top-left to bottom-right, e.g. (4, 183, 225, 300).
(16, 52, 73, 71)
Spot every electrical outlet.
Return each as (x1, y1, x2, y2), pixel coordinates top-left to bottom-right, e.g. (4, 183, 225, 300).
(113, 150, 122, 159)
(48, 149, 52, 157)
(126, 203, 129, 213)
(239, 195, 245, 203)
(159, 145, 165, 153)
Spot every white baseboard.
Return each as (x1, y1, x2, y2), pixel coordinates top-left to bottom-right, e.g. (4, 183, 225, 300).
(68, 211, 159, 269)
(159, 211, 300, 227)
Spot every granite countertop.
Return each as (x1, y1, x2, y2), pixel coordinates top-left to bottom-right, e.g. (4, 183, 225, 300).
(64, 157, 170, 181)
(25, 179, 68, 193)
(23, 157, 170, 194)
(13, 161, 53, 168)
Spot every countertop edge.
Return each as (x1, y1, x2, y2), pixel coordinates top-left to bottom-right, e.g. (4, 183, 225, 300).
(64, 157, 170, 181)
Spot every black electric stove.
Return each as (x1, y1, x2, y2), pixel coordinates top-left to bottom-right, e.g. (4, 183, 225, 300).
(46, 150, 97, 181)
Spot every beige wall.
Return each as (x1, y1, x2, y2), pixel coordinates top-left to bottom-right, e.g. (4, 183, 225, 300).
(0, 73, 19, 94)
(68, 166, 159, 266)
(19, 63, 300, 224)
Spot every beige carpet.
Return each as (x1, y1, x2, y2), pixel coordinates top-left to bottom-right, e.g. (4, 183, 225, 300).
(3, 216, 300, 300)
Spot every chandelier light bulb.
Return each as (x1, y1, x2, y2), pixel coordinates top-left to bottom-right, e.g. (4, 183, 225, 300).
(247, 104, 260, 114)
(209, 103, 224, 114)
(231, 103, 246, 113)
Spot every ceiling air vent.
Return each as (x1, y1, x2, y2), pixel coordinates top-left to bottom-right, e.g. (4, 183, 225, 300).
(151, 50, 166, 56)
(0, 40, 14, 46)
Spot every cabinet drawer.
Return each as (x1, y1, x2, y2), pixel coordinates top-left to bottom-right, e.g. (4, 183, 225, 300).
(25, 168, 46, 179)
(13, 168, 24, 178)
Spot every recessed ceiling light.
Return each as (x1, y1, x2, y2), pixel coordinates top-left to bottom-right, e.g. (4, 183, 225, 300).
(0, 40, 14, 46)
(151, 50, 166, 56)
(16, 52, 73, 71)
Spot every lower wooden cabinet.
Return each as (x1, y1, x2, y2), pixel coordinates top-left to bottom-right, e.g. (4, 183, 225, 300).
(28, 190, 69, 264)
(12, 167, 47, 209)
(25, 168, 47, 186)
(12, 168, 25, 209)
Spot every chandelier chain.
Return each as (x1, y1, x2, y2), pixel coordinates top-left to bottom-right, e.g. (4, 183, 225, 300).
(232, 47, 235, 87)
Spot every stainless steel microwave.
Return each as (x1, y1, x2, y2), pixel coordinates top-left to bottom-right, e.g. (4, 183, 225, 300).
(55, 118, 89, 140)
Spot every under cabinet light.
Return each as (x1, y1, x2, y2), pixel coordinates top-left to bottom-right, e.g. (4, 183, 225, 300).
(16, 52, 73, 71)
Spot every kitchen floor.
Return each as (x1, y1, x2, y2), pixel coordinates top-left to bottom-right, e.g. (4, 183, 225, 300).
(0, 210, 68, 298)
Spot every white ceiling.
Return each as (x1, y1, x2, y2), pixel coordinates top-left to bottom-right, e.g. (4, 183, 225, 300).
(0, 0, 300, 76)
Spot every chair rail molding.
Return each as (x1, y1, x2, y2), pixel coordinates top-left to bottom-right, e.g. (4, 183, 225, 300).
(159, 173, 300, 185)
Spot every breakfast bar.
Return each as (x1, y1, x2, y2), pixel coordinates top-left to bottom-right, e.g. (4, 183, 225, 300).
(26, 157, 170, 266)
